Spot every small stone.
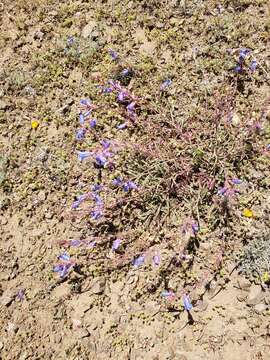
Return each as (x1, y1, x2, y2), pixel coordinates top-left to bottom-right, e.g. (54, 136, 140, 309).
(38, 191, 46, 201)
(0, 290, 15, 306)
(0, 100, 8, 110)
(75, 327, 90, 339)
(237, 278, 251, 290)
(247, 284, 264, 306)
(81, 21, 97, 38)
(254, 303, 266, 314)
(89, 278, 106, 295)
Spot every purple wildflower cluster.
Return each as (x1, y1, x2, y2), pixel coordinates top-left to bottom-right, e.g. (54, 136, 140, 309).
(53, 252, 74, 278)
(234, 48, 257, 74)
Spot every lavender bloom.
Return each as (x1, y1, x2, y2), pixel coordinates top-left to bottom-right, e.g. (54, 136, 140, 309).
(121, 68, 130, 76)
(70, 239, 81, 247)
(92, 193, 103, 206)
(91, 209, 103, 220)
(95, 154, 107, 167)
(92, 184, 102, 192)
(58, 252, 70, 261)
(67, 36, 75, 47)
(103, 87, 113, 93)
(112, 238, 121, 251)
(249, 60, 257, 72)
(75, 128, 86, 140)
(101, 139, 110, 149)
(234, 65, 243, 74)
(217, 187, 228, 196)
(79, 113, 84, 124)
(84, 110, 92, 118)
(191, 223, 199, 235)
(267, 144, 270, 150)
(53, 263, 73, 278)
(117, 123, 127, 130)
(77, 151, 92, 162)
(127, 102, 136, 113)
(117, 92, 126, 102)
(153, 255, 160, 266)
(183, 295, 192, 311)
(16, 289, 25, 302)
(232, 178, 242, 185)
(132, 255, 145, 268)
(239, 48, 250, 63)
(123, 181, 138, 192)
(80, 98, 91, 106)
(112, 177, 123, 186)
(89, 119, 97, 128)
(108, 49, 118, 60)
(71, 194, 87, 209)
(160, 79, 172, 90)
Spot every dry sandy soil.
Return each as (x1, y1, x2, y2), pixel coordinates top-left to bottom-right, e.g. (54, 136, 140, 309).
(1, 1, 270, 359)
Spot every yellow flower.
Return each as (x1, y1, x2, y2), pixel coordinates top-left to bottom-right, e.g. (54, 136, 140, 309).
(242, 208, 254, 218)
(262, 272, 269, 283)
(31, 120, 39, 129)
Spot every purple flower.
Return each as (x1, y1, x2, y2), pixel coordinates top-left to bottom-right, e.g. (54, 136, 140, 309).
(239, 48, 250, 63)
(153, 255, 160, 266)
(67, 36, 75, 47)
(112, 177, 123, 186)
(89, 119, 97, 128)
(234, 65, 243, 74)
(71, 194, 87, 209)
(91, 209, 102, 220)
(127, 102, 136, 113)
(75, 128, 86, 140)
(103, 87, 113, 93)
(217, 186, 228, 196)
(160, 79, 172, 90)
(112, 238, 121, 251)
(267, 144, 270, 150)
(101, 139, 110, 149)
(58, 252, 70, 261)
(117, 92, 126, 102)
(232, 178, 242, 185)
(117, 123, 127, 130)
(132, 255, 145, 268)
(95, 154, 107, 167)
(92, 184, 102, 192)
(249, 60, 257, 72)
(79, 113, 84, 124)
(191, 223, 199, 235)
(121, 68, 130, 76)
(108, 49, 118, 60)
(92, 193, 103, 206)
(183, 295, 192, 311)
(80, 98, 91, 106)
(16, 289, 25, 302)
(70, 239, 81, 247)
(53, 262, 73, 278)
(77, 151, 92, 162)
(123, 181, 138, 192)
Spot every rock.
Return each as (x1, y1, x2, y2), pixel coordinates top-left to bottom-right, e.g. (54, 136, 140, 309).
(89, 278, 106, 295)
(38, 191, 46, 201)
(75, 327, 90, 339)
(0, 290, 15, 306)
(81, 21, 97, 38)
(254, 303, 266, 314)
(247, 284, 264, 306)
(0, 100, 8, 110)
(237, 278, 251, 290)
